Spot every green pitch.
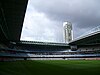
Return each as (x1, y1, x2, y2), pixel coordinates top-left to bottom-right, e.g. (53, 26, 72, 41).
(0, 60, 100, 75)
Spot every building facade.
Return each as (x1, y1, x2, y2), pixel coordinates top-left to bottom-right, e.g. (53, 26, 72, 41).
(63, 22, 73, 43)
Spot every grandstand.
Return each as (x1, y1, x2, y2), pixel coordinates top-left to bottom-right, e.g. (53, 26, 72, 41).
(0, 0, 100, 61)
(1, 40, 100, 60)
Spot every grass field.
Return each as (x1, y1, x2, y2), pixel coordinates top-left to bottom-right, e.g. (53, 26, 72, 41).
(0, 60, 100, 75)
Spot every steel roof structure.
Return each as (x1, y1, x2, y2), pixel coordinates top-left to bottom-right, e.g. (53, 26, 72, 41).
(0, 0, 28, 43)
(69, 31, 100, 45)
(15, 41, 69, 47)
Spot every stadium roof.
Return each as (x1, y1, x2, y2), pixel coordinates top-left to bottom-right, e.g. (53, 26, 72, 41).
(0, 0, 28, 42)
(69, 31, 100, 45)
(15, 41, 69, 47)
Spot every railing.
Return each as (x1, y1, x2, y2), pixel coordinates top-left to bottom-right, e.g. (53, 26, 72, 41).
(1, 52, 100, 58)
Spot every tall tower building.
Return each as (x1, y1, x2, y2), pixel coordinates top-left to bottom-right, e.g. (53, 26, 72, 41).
(63, 21, 73, 43)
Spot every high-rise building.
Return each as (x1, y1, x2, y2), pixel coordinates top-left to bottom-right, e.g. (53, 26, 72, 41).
(63, 21, 73, 43)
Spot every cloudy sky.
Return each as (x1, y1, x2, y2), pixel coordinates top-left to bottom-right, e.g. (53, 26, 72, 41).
(20, 0, 100, 43)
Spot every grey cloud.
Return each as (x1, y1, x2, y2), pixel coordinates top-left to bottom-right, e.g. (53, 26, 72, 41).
(21, 0, 100, 42)
(33, 0, 100, 25)
(31, 0, 100, 29)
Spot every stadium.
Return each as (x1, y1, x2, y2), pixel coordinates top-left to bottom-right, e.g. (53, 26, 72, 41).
(0, 0, 100, 75)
